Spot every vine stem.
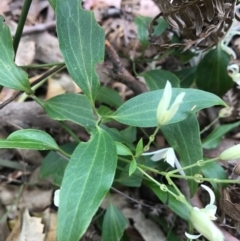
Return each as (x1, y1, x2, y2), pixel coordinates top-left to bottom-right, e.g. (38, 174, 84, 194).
(59, 121, 81, 143)
(170, 174, 240, 184)
(20, 62, 65, 69)
(58, 148, 71, 159)
(143, 126, 160, 152)
(13, 0, 33, 54)
(137, 166, 178, 198)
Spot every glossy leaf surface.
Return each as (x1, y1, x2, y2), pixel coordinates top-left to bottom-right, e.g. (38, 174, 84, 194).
(140, 69, 180, 90)
(102, 204, 128, 241)
(0, 129, 59, 150)
(162, 115, 202, 196)
(0, 17, 31, 93)
(44, 93, 96, 130)
(57, 128, 117, 241)
(196, 45, 232, 96)
(112, 89, 226, 127)
(56, 0, 105, 102)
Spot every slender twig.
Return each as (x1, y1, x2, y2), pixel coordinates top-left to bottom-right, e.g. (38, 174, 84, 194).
(13, 0, 33, 54)
(59, 121, 81, 143)
(105, 40, 147, 95)
(0, 64, 65, 109)
(111, 186, 163, 210)
(22, 21, 56, 36)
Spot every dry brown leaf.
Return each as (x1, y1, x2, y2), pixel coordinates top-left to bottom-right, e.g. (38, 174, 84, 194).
(46, 73, 81, 99)
(15, 37, 35, 66)
(44, 212, 57, 241)
(31, 32, 63, 63)
(6, 217, 21, 241)
(152, 0, 236, 49)
(0, 0, 12, 16)
(123, 208, 166, 241)
(0, 203, 10, 241)
(101, 193, 166, 241)
(19, 209, 45, 241)
(0, 185, 52, 212)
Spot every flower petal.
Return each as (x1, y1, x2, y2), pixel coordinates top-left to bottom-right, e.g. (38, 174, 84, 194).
(185, 232, 202, 239)
(54, 189, 60, 207)
(141, 148, 168, 157)
(204, 204, 217, 220)
(156, 81, 172, 125)
(190, 207, 224, 241)
(201, 184, 215, 205)
(161, 92, 185, 125)
(165, 148, 176, 167)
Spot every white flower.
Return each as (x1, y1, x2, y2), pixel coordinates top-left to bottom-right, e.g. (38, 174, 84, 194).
(142, 147, 185, 175)
(54, 189, 60, 207)
(156, 81, 185, 126)
(185, 185, 224, 241)
(221, 19, 239, 60)
(219, 144, 240, 161)
(227, 64, 240, 87)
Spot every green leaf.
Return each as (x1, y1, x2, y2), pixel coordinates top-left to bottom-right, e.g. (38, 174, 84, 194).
(120, 126, 137, 143)
(161, 115, 202, 196)
(0, 17, 31, 93)
(134, 16, 152, 48)
(140, 69, 180, 91)
(57, 128, 117, 241)
(116, 164, 143, 187)
(174, 67, 196, 88)
(129, 159, 137, 176)
(40, 143, 78, 186)
(202, 121, 240, 149)
(56, 0, 105, 102)
(147, 181, 190, 221)
(112, 88, 226, 127)
(102, 204, 128, 241)
(116, 142, 132, 156)
(135, 139, 143, 157)
(0, 129, 59, 150)
(201, 162, 228, 192)
(44, 93, 96, 130)
(152, 17, 169, 36)
(98, 105, 114, 117)
(96, 86, 122, 108)
(100, 126, 129, 144)
(196, 45, 233, 96)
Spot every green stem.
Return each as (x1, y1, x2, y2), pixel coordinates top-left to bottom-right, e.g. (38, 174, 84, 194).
(143, 126, 160, 151)
(132, 60, 138, 76)
(30, 94, 44, 107)
(200, 117, 219, 135)
(140, 128, 158, 147)
(18, 79, 46, 102)
(170, 174, 240, 184)
(20, 62, 65, 69)
(167, 158, 218, 176)
(58, 148, 71, 159)
(119, 156, 166, 175)
(137, 166, 179, 199)
(59, 121, 81, 143)
(13, 0, 33, 54)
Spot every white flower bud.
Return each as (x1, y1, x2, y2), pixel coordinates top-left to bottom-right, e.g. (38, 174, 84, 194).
(186, 207, 224, 241)
(219, 144, 240, 161)
(156, 81, 185, 126)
